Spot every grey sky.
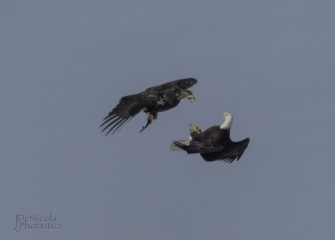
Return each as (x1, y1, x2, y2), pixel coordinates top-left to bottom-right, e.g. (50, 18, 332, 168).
(1, 0, 335, 239)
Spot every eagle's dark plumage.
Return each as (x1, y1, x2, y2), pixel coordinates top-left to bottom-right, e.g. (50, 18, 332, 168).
(100, 78, 197, 135)
(171, 112, 250, 163)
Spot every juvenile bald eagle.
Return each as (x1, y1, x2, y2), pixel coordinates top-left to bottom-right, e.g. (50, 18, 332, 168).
(171, 112, 250, 163)
(100, 78, 197, 135)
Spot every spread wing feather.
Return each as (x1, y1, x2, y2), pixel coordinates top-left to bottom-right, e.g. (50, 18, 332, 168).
(100, 92, 158, 135)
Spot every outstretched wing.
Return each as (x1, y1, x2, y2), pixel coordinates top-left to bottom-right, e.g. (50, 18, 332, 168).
(201, 138, 250, 163)
(172, 141, 224, 154)
(147, 78, 197, 93)
(100, 91, 158, 135)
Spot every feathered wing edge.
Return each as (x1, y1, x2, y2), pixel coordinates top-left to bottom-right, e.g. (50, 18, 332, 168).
(172, 138, 250, 163)
(147, 78, 197, 92)
(100, 114, 134, 135)
(201, 138, 250, 163)
(100, 93, 149, 135)
(172, 141, 225, 154)
(170, 140, 191, 151)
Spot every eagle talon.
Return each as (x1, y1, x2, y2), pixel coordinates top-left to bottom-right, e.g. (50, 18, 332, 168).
(139, 120, 151, 133)
(139, 112, 156, 133)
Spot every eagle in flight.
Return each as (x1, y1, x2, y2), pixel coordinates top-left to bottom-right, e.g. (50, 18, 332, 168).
(171, 111, 250, 163)
(100, 78, 197, 135)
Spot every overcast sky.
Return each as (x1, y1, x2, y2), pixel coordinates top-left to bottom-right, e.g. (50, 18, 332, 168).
(2, 0, 335, 239)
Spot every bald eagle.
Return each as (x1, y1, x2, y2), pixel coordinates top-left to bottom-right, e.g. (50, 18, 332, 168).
(171, 112, 250, 163)
(100, 78, 197, 135)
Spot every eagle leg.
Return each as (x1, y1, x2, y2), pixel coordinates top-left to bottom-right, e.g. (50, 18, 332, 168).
(139, 112, 157, 133)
